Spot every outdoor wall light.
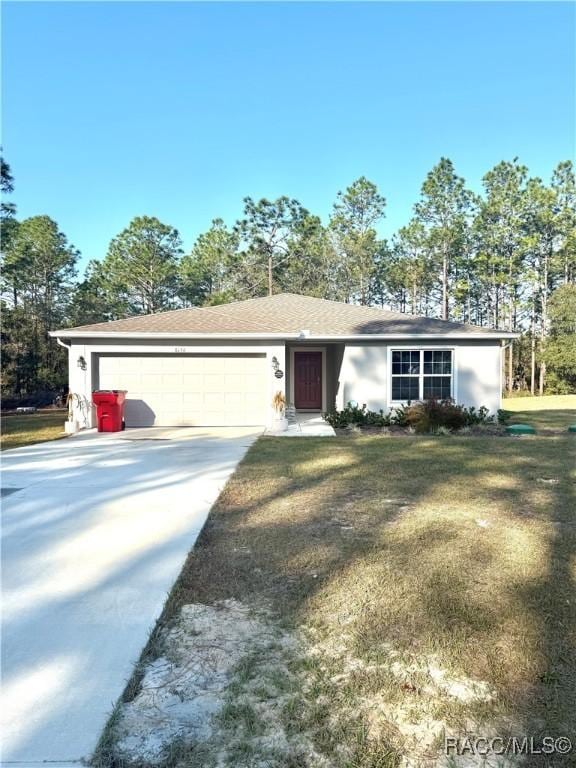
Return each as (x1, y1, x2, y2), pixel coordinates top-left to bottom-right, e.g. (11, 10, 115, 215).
(271, 356, 280, 371)
(77, 355, 87, 371)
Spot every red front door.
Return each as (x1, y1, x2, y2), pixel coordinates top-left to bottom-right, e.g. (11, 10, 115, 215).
(294, 351, 322, 409)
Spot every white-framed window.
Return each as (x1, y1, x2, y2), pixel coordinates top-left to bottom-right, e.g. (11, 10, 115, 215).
(390, 349, 453, 402)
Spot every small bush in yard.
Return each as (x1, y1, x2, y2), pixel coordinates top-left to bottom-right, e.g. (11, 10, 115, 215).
(405, 399, 496, 434)
(390, 403, 410, 426)
(462, 405, 493, 425)
(323, 403, 391, 428)
(405, 399, 466, 433)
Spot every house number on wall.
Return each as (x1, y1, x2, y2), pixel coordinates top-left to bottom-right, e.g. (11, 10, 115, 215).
(174, 347, 186, 353)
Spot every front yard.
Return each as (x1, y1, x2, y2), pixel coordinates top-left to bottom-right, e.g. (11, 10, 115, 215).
(0, 410, 68, 451)
(99, 424, 576, 767)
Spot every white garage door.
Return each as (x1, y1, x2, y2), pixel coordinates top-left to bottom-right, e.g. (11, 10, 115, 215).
(98, 354, 268, 427)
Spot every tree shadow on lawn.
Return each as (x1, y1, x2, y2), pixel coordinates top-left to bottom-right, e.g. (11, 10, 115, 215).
(119, 434, 576, 766)
(512, 518, 576, 766)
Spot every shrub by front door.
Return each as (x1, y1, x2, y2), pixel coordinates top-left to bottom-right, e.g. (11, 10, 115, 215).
(294, 351, 322, 409)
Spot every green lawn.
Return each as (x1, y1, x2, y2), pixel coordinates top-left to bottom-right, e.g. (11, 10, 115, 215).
(0, 410, 68, 451)
(501, 394, 576, 431)
(100, 432, 576, 768)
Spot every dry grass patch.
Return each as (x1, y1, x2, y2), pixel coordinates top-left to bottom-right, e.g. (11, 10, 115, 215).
(97, 434, 576, 767)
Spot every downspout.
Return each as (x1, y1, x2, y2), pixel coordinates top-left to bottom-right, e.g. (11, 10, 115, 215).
(56, 337, 72, 397)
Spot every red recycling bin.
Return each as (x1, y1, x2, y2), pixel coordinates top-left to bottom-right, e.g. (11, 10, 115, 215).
(92, 390, 127, 432)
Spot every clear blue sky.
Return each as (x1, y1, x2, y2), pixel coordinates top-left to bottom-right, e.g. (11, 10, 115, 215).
(3, 1, 574, 273)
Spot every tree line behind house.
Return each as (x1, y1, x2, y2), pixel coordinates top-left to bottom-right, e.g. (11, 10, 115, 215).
(1, 155, 575, 401)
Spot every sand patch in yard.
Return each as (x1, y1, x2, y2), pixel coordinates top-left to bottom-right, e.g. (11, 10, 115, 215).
(111, 599, 325, 767)
(302, 627, 520, 768)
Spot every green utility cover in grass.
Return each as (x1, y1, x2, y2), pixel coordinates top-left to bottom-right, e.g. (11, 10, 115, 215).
(568, 425, 576, 433)
(506, 424, 536, 435)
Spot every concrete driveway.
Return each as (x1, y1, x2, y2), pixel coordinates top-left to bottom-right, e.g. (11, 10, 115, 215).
(1, 426, 261, 765)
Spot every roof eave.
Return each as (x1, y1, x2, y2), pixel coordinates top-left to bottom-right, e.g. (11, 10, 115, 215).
(320, 332, 520, 340)
(50, 330, 519, 341)
(49, 330, 297, 340)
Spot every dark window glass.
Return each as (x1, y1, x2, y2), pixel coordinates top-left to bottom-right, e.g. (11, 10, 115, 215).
(392, 376, 420, 401)
(424, 350, 452, 375)
(393, 350, 420, 374)
(423, 376, 452, 399)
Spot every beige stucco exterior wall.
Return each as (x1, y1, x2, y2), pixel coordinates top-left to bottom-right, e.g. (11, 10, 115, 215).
(337, 340, 503, 415)
(454, 343, 503, 413)
(66, 342, 94, 428)
(326, 344, 345, 410)
(337, 344, 388, 412)
(63, 336, 503, 428)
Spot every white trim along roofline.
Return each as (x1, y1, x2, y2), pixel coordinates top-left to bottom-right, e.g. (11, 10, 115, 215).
(50, 331, 520, 341)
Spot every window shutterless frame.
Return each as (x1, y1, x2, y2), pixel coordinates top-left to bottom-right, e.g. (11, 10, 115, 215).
(387, 347, 458, 405)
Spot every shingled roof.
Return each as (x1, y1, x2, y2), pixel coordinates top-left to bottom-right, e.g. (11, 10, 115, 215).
(51, 293, 514, 338)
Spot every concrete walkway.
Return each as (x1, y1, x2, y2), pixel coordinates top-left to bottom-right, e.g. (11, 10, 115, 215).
(1, 426, 261, 765)
(266, 412, 336, 437)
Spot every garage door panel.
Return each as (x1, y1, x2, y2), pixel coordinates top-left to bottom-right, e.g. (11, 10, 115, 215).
(200, 359, 217, 373)
(98, 354, 267, 427)
(204, 374, 224, 391)
(137, 358, 163, 373)
(161, 374, 183, 389)
(183, 374, 203, 388)
(161, 392, 184, 405)
(182, 392, 204, 405)
(139, 374, 162, 387)
(204, 392, 224, 408)
(112, 375, 140, 390)
(245, 373, 264, 387)
(224, 374, 244, 387)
